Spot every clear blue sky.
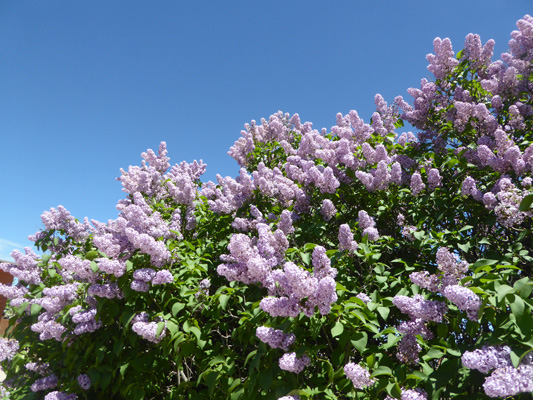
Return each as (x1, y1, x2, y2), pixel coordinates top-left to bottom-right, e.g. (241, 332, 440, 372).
(0, 1, 531, 260)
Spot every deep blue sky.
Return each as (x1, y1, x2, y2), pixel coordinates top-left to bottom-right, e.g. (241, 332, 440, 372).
(0, 1, 531, 260)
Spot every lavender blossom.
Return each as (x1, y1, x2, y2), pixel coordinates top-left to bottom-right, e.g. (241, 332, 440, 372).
(483, 365, 533, 397)
(278, 352, 311, 373)
(77, 374, 91, 390)
(343, 363, 375, 389)
(44, 391, 78, 400)
(462, 345, 512, 374)
(443, 285, 481, 320)
(256, 326, 295, 350)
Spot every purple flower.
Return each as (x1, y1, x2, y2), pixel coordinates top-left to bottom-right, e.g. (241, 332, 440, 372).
(443, 285, 481, 321)
(256, 326, 295, 350)
(44, 391, 78, 400)
(343, 363, 375, 389)
(152, 270, 174, 285)
(483, 365, 533, 397)
(77, 374, 91, 390)
(462, 345, 512, 374)
(278, 352, 311, 373)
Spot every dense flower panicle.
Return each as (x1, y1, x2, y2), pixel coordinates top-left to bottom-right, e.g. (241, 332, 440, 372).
(152, 270, 174, 285)
(255, 326, 295, 350)
(278, 352, 311, 373)
(8, 247, 41, 285)
(30, 374, 58, 392)
(277, 210, 294, 234)
(338, 224, 358, 252)
(88, 283, 124, 299)
(320, 199, 336, 221)
(343, 363, 375, 389)
(31, 312, 68, 341)
(396, 334, 421, 364)
(393, 295, 447, 322)
(401, 388, 428, 400)
(461, 345, 512, 373)
(132, 320, 167, 343)
(278, 396, 300, 400)
(397, 318, 433, 340)
(409, 271, 439, 292)
(443, 285, 481, 320)
(96, 258, 126, 277)
(57, 256, 95, 282)
(356, 293, 371, 304)
(77, 374, 91, 390)
(133, 268, 156, 282)
(0, 338, 19, 362)
(410, 172, 425, 196)
(41, 205, 91, 241)
(44, 391, 78, 400)
(131, 280, 150, 292)
(483, 365, 533, 397)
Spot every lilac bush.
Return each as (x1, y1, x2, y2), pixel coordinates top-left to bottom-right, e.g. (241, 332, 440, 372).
(1, 14, 533, 400)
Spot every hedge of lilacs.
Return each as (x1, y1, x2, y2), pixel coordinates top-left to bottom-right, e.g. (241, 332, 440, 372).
(1, 15, 533, 400)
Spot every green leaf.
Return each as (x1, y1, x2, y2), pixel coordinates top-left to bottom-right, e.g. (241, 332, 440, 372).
(377, 306, 390, 321)
(156, 321, 166, 338)
(350, 332, 368, 353)
(473, 259, 499, 269)
(172, 302, 185, 317)
(510, 295, 525, 319)
(331, 321, 344, 338)
(519, 194, 533, 211)
(219, 294, 229, 310)
(120, 363, 129, 378)
(496, 284, 515, 302)
(372, 365, 392, 377)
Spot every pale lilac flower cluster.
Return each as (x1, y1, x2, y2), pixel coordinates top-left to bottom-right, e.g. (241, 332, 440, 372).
(358, 210, 379, 241)
(71, 308, 102, 336)
(57, 256, 95, 283)
(255, 326, 295, 350)
(401, 388, 428, 400)
(320, 199, 336, 221)
(88, 283, 124, 299)
(392, 295, 447, 322)
(443, 285, 481, 321)
(131, 314, 167, 343)
(77, 374, 91, 390)
(0, 338, 19, 362)
(278, 352, 311, 373)
(6, 247, 41, 284)
(30, 374, 58, 392)
(483, 365, 533, 397)
(31, 312, 67, 341)
(41, 205, 91, 242)
(461, 345, 512, 373)
(338, 224, 358, 253)
(343, 363, 375, 389)
(44, 391, 78, 400)
(356, 293, 371, 304)
(25, 362, 50, 375)
(278, 396, 300, 400)
(95, 258, 126, 277)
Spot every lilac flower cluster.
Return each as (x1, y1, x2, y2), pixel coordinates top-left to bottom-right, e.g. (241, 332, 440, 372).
(461, 345, 512, 373)
(0, 338, 19, 362)
(483, 365, 533, 397)
(255, 326, 295, 351)
(44, 391, 78, 400)
(131, 313, 167, 343)
(443, 285, 481, 321)
(343, 363, 375, 389)
(30, 374, 58, 392)
(338, 224, 358, 253)
(77, 374, 91, 390)
(392, 295, 447, 322)
(278, 352, 311, 373)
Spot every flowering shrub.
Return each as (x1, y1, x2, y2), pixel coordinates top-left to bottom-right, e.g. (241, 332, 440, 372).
(1, 14, 533, 400)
